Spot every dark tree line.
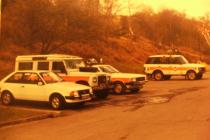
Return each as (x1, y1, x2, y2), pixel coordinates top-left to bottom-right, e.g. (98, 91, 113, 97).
(1, 0, 210, 54)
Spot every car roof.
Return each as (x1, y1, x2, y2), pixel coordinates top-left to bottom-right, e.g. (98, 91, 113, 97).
(16, 54, 82, 61)
(149, 55, 183, 58)
(14, 70, 50, 73)
(93, 64, 110, 67)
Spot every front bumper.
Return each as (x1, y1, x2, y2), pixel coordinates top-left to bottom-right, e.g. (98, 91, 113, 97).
(65, 94, 92, 103)
(125, 81, 146, 90)
(198, 67, 206, 74)
(92, 83, 112, 92)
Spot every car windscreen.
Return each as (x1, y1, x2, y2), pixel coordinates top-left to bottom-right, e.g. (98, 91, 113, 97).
(65, 59, 85, 69)
(170, 57, 189, 64)
(100, 65, 119, 73)
(39, 72, 63, 84)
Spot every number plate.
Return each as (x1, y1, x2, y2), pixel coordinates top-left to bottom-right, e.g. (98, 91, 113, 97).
(82, 94, 90, 99)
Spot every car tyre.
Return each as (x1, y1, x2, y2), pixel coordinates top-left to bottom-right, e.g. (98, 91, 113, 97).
(153, 71, 164, 81)
(113, 82, 126, 94)
(186, 71, 197, 80)
(1, 91, 14, 105)
(50, 94, 65, 110)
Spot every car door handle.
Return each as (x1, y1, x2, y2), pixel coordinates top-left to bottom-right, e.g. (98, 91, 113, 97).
(20, 85, 25, 88)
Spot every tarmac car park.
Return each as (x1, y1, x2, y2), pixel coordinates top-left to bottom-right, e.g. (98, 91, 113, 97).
(0, 71, 92, 110)
(92, 64, 147, 94)
(144, 55, 206, 81)
(15, 54, 111, 99)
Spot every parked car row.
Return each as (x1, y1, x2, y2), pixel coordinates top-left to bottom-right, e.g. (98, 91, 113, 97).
(0, 54, 207, 110)
(0, 54, 147, 110)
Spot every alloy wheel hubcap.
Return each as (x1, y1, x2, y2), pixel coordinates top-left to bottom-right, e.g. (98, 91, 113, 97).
(114, 84, 122, 94)
(155, 73, 162, 80)
(188, 72, 196, 79)
(3, 94, 11, 104)
(52, 97, 60, 109)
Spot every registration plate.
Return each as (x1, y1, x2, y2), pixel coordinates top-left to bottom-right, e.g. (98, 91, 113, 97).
(82, 94, 90, 99)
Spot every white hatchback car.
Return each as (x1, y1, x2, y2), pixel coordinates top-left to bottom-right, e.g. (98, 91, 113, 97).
(0, 71, 92, 110)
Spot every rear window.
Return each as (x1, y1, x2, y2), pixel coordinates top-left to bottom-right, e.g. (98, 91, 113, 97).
(18, 62, 33, 70)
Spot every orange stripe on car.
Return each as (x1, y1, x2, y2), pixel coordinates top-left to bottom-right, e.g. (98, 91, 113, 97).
(62, 76, 89, 82)
(149, 67, 194, 71)
(112, 78, 131, 83)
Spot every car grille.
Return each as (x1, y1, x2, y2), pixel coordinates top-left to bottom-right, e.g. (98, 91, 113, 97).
(136, 77, 145, 81)
(98, 75, 107, 84)
(78, 89, 90, 95)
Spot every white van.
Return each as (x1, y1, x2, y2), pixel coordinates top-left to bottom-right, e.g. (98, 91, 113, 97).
(15, 54, 111, 99)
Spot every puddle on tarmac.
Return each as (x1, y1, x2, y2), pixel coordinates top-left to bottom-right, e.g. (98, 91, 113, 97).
(145, 96, 170, 104)
(132, 94, 173, 105)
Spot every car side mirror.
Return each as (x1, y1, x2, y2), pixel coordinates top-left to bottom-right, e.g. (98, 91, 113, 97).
(37, 82, 43, 86)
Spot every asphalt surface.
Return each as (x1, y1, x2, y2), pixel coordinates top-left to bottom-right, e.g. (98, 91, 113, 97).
(0, 73, 210, 140)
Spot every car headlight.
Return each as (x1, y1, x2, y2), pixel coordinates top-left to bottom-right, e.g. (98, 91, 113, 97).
(107, 76, 111, 82)
(92, 77, 97, 83)
(69, 91, 79, 97)
(130, 78, 136, 82)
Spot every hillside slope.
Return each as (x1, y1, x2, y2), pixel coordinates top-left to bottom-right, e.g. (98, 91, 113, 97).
(0, 36, 208, 79)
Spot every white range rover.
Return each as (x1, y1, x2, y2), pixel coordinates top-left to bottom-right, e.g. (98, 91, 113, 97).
(0, 71, 92, 110)
(144, 55, 206, 80)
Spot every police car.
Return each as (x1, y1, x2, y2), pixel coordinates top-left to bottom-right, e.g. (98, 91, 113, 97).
(144, 55, 206, 80)
(92, 64, 147, 94)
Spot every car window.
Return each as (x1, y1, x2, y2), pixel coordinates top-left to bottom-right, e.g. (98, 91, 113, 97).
(52, 61, 67, 74)
(18, 62, 33, 70)
(65, 59, 85, 69)
(22, 73, 42, 84)
(38, 62, 49, 70)
(170, 57, 187, 64)
(160, 57, 169, 64)
(5, 73, 24, 83)
(146, 57, 161, 64)
(40, 72, 63, 84)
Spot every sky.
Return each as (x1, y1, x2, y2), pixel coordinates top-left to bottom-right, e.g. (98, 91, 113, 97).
(119, 0, 210, 18)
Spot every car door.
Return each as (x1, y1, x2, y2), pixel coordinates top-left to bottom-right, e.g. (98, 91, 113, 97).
(170, 57, 184, 75)
(19, 72, 46, 101)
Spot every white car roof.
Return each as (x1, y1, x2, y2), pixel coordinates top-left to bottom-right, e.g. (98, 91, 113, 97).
(14, 70, 51, 73)
(149, 55, 183, 57)
(93, 64, 110, 67)
(16, 54, 82, 61)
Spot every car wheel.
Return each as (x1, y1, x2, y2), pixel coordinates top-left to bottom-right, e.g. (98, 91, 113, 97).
(186, 71, 197, 80)
(113, 82, 126, 94)
(153, 71, 164, 81)
(50, 94, 65, 110)
(95, 91, 109, 99)
(1, 91, 14, 105)
(164, 75, 171, 80)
